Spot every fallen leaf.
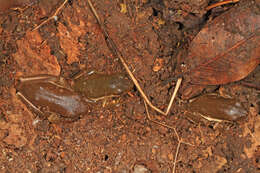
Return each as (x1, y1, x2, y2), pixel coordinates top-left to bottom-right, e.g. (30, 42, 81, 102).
(13, 30, 60, 76)
(58, 11, 87, 64)
(185, 1, 260, 85)
(58, 23, 81, 64)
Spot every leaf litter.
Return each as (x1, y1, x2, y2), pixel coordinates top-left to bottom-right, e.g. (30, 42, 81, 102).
(184, 0, 260, 86)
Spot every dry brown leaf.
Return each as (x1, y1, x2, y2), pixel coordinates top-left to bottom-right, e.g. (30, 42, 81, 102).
(58, 13, 87, 64)
(13, 31, 60, 76)
(185, 1, 260, 85)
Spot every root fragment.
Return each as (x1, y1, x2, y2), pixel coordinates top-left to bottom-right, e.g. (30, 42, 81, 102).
(144, 101, 193, 173)
(206, 0, 239, 11)
(32, 0, 68, 31)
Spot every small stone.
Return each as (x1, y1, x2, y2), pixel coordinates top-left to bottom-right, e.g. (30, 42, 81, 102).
(133, 164, 151, 173)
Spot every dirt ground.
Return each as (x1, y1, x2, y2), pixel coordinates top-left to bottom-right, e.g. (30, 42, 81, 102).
(0, 0, 259, 172)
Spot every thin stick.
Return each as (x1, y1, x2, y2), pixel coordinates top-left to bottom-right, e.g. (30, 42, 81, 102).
(16, 92, 43, 115)
(144, 101, 176, 130)
(87, 0, 182, 115)
(143, 101, 193, 173)
(206, 0, 239, 11)
(166, 78, 182, 115)
(10, 0, 38, 13)
(32, 0, 68, 31)
(172, 128, 181, 173)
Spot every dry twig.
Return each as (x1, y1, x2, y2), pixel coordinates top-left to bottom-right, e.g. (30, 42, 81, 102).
(144, 101, 193, 173)
(86, 2, 194, 172)
(206, 0, 239, 11)
(10, 0, 36, 14)
(32, 0, 68, 31)
(87, 0, 182, 116)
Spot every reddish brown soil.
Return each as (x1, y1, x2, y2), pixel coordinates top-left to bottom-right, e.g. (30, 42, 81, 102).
(0, 0, 259, 172)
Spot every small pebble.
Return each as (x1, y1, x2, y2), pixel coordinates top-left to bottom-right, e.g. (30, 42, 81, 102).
(133, 164, 151, 173)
